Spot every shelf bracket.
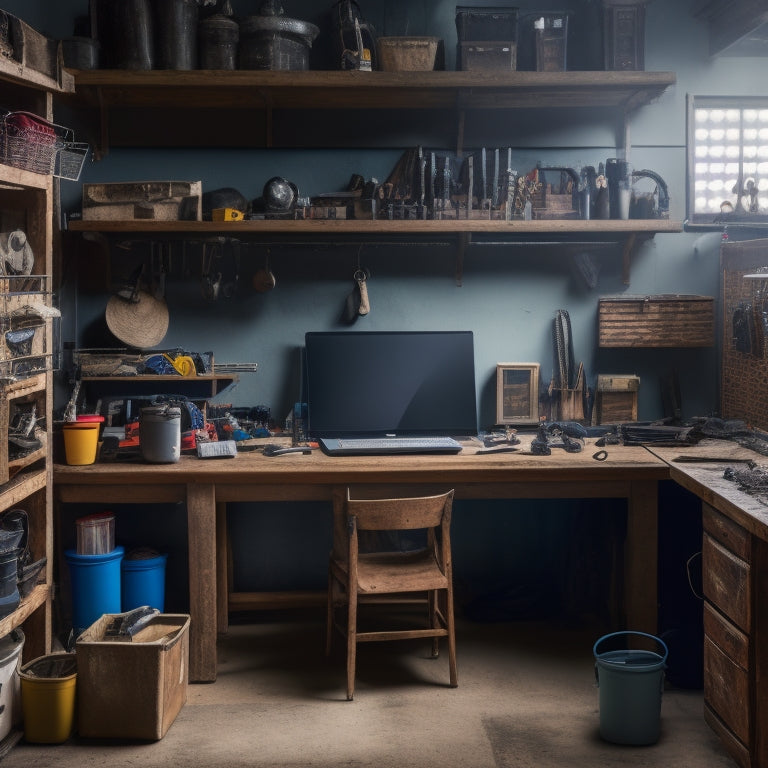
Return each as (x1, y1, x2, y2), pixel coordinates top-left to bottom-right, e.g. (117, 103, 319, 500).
(456, 109, 465, 158)
(455, 232, 470, 286)
(92, 86, 109, 160)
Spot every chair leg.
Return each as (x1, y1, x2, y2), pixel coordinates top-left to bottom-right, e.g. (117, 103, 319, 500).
(346, 593, 357, 700)
(325, 567, 334, 657)
(429, 589, 439, 658)
(446, 587, 458, 688)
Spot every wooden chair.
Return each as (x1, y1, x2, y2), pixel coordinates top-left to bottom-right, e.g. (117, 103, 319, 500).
(326, 487, 458, 700)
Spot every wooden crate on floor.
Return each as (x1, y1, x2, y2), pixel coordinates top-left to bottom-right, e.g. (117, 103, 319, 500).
(598, 295, 714, 347)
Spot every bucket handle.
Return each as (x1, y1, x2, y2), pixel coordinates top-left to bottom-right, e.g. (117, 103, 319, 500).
(593, 631, 668, 664)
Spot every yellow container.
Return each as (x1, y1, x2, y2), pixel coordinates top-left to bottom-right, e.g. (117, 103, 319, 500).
(20, 653, 77, 744)
(62, 423, 99, 465)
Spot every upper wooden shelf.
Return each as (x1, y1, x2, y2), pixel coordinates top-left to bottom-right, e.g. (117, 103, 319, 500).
(0, 54, 74, 95)
(68, 69, 676, 112)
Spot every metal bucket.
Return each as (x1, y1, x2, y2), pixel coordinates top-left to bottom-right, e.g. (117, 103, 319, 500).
(593, 631, 668, 745)
(153, 0, 198, 70)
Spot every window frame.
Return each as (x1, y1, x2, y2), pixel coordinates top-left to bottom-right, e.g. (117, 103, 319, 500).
(686, 94, 768, 227)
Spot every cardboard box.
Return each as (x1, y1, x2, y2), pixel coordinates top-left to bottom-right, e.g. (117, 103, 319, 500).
(76, 613, 190, 740)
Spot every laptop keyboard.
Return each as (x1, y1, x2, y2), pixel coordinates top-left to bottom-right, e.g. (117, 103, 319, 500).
(333, 436, 463, 453)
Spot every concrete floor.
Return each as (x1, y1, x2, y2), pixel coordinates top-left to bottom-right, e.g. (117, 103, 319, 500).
(2, 610, 737, 768)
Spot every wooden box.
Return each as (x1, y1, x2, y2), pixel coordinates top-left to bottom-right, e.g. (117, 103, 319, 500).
(594, 374, 639, 424)
(1, 13, 62, 83)
(76, 613, 190, 740)
(82, 181, 202, 221)
(598, 295, 715, 347)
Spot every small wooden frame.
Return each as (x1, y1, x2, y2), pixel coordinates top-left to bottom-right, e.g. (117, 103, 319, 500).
(496, 363, 540, 425)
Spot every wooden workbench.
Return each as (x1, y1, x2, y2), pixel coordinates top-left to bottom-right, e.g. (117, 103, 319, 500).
(647, 439, 768, 768)
(54, 437, 669, 683)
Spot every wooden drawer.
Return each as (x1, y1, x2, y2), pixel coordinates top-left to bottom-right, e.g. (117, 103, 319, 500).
(598, 294, 714, 348)
(703, 532, 751, 632)
(704, 503, 750, 560)
(704, 601, 749, 671)
(704, 633, 750, 747)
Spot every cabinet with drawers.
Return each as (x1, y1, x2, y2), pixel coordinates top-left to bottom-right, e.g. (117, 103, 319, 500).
(702, 502, 768, 768)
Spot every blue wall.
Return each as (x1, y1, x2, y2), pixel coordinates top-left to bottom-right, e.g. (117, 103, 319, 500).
(11, 0, 765, 617)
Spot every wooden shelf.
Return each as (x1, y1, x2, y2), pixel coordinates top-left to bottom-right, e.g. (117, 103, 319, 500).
(68, 218, 683, 236)
(0, 55, 73, 96)
(69, 69, 675, 112)
(81, 374, 237, 399)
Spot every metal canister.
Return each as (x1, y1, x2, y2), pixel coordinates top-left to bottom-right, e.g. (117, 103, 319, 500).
(96, 0, 154, 70)
(153, 0, 199, 70)
(139, 405, 181, 463)
(198, 13, 239, 70)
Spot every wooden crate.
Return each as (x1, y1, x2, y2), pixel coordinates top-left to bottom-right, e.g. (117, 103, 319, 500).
(598, 295, 714, 347)
(594, 374, 639, 425)
(82, 181, 202, 221)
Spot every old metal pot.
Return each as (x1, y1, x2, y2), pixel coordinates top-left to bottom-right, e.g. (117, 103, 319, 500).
(239, 0, 319, 71)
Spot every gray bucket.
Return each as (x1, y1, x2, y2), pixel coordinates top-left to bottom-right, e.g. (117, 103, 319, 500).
(139, 405, 181, 463)
(593, 631, 668, 745)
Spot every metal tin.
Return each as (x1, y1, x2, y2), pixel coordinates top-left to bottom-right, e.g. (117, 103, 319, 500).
(153, 0, 198, 70)
(198, 14, 239, 70)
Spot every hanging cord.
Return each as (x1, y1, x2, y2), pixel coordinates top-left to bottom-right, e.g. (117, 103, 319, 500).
(686, 551, 703, 601)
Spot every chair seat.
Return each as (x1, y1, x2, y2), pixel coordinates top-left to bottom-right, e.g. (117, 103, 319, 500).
(332, 549, 448, 593)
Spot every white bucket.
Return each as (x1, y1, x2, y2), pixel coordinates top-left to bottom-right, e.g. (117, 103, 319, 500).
(0, 629, 25, 741)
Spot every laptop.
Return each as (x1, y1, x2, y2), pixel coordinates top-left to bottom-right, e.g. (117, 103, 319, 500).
(304, 331, 478, 456)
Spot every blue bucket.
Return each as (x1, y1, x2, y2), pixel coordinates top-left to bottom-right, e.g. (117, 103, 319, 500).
(121, 552, 167, 612)
(65, 546, 124, 632)
(593, 631, 668, 745)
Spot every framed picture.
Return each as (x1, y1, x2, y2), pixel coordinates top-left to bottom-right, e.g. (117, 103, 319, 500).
(496, 363, 540, 425)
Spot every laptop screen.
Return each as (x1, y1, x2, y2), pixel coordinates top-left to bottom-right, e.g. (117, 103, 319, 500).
(305, 331, 478, 439)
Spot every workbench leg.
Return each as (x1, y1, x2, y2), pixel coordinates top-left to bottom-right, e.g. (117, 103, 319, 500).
(625, 481, 658, 633)
(216, 501, 229, 635)
(187, 483, 217, 682)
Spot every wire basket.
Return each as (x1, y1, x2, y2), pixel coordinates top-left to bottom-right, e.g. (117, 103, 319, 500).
(0, 110, 88, 180)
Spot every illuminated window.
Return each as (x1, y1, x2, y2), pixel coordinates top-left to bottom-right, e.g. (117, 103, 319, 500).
(687, 96, 768, 225)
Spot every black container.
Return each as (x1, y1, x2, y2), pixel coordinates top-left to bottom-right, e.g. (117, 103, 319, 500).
(199, 13, 239, 70)
(96, 0, 154, 70)
(455, 6, 518, 43)
(62, 37, 99, 69)
(154, 0, 198, 70)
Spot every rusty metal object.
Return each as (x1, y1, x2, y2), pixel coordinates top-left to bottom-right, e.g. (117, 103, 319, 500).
(239, 1, 319, 71)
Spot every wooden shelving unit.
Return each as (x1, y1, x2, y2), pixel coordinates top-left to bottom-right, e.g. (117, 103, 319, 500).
(0, 56, 74, 682)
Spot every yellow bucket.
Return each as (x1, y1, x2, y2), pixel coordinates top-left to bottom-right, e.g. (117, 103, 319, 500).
(20, 654, 77, 744)
(62, 423, 100, 465)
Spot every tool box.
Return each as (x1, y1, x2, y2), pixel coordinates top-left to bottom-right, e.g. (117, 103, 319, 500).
(76, 612, 190, 740)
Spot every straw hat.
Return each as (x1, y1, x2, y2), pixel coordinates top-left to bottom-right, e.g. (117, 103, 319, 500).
(105, 290, 169, 349)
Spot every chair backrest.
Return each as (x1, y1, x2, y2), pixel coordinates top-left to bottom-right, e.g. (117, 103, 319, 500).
(346, 489, 454, 533)
(330, 488, 455, 562)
